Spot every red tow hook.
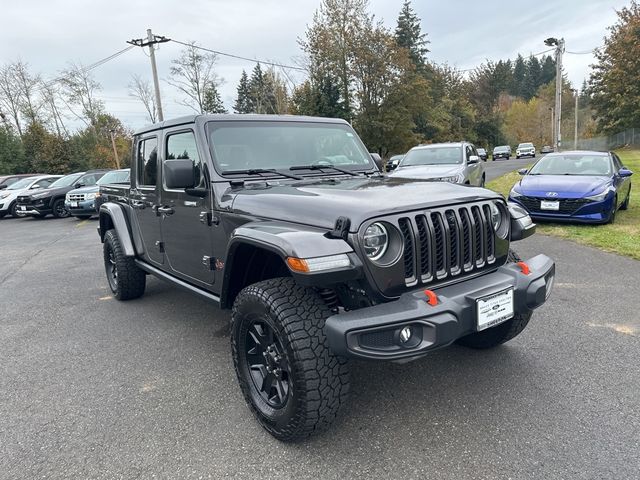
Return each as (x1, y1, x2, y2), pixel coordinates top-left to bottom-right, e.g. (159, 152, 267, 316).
(516, 261, 531, 275)
(423, 289, 438, 306)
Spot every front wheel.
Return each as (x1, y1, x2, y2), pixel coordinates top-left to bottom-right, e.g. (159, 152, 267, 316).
(52, 199, 70, 218)
(231, 277, 350, 441)
(103, 230, 146, 300)
(456, 249, 532, 349)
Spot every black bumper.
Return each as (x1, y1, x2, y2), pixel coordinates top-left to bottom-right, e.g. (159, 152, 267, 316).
(325, 254, 555, 360)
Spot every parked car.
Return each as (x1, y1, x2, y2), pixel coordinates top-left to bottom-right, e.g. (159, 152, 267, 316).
(389, 142, 486, 186)
(98, 115, 554, 441)
(0, 173, 44, 190)
(0, 175, 61, 218)
(65, 169, 130, 219)
(541, 145, 554, 154)
(493, 145, 511, 160)
(16, 170, 108, 218)
(509, 150, 632, 224)
(386, 154, 404, 172)
(477, 148, 488, 161)
(516, 142, 536, 159)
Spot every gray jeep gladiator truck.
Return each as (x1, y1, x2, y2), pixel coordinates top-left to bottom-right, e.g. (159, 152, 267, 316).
(98, 114, 555, 441)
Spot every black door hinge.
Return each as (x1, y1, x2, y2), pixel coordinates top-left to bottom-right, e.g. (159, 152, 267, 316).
(199, 212, 220, 226)
(155, 241, 165, 253)
(202, 255, 215, 270)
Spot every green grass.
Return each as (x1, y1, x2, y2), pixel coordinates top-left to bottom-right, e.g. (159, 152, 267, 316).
(487, 149, 640, 260)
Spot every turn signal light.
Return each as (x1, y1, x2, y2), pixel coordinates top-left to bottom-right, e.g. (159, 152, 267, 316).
(516, 261, 531, 275)
(286, 257, 309, 273)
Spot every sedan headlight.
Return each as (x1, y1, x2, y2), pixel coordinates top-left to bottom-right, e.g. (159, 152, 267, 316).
(585, 187, 614, 202)
(0, 192, 10, 199)
(363, 222, 389, 260)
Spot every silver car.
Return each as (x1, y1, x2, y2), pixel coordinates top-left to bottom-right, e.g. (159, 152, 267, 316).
(389, 142, 486, 187)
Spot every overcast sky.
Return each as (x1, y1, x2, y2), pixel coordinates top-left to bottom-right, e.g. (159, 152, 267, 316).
(0, 0, 629, 130)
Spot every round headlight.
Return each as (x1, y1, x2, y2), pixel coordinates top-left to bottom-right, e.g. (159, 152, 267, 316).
(363, 222, 388, 260)
(489, 202, 501, 231)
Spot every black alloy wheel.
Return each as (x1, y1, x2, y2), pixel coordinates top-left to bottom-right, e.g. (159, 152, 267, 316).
(105, 243, 118, 291)
(244, 319, 290, 409)
(53, 199, 70, 218)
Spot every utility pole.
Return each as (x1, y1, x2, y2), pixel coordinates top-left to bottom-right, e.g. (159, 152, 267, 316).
(545, 37, 565, 151)
(127, 29, 170, 122)
(549, 107, 554, 147)
(109, 129, 120, 169)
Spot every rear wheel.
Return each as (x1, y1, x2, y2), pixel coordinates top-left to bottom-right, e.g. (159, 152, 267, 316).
(52, 199, 70, 218)
(103, 229, 146, 300)
(456, 249, 532, 349)
(231, 277, 350, 441)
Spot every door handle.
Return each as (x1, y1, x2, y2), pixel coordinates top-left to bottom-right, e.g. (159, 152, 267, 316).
(156, 206, 175, 215)
(132, 201, 146, 210)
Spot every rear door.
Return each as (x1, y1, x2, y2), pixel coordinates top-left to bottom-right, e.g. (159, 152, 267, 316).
(130, 134, 164, 266)
(159, 128, 215, 286)
(466, 145, 482, 186)
(611, 152, 631, 204)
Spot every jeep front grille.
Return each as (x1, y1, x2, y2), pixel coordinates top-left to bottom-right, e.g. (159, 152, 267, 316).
(397, 204, 496, 286)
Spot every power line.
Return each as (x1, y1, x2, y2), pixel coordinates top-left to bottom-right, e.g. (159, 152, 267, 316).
(170, 38, 307, 72)
(566, 49, 596, 55)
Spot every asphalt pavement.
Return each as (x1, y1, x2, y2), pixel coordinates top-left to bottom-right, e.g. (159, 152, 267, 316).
(484, 156, 536, 181)
(1, 208, 639, 479)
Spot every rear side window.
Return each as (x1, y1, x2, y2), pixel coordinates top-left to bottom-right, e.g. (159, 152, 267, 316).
(35, 178, 55, 188)
(165, 131, 204, 187)
(137, 137, 158, 187)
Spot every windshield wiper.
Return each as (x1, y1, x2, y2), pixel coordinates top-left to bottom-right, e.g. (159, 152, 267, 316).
(289, 163, 361, 176)
(221, 168, 303, 180)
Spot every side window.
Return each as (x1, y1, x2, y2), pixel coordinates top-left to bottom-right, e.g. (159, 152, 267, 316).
(611, 153, 622, 170)
(165, 131, 204, 188)
(465, 145, 474, 161)
(137, 137, 158, 187)
(35, 179, 53, 188)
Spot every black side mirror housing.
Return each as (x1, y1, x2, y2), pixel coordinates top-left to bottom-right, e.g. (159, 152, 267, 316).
(164, 159, 196, 189)
(370, 152, 383, 172)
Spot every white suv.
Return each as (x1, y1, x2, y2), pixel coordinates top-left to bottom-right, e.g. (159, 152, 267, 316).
(516, 143, 536, 159)
(0, 175, 61, 218)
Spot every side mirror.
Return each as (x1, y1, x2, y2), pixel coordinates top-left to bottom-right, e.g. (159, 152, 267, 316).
(370, 152, 383, 172)
(75, 183, 85, 188)
(518, 168, 528, 175)
(468, 155, 480, 164)
(619, 167, 633, 177)
(164, 159, 196, 189)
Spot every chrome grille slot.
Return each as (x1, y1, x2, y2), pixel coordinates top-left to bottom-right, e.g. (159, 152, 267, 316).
(68, 194, 85, 202)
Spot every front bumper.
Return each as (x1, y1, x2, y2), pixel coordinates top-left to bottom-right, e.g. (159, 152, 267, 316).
(65, 199, 96, 216)
(325, 254, 554, 360)
(509, 196, 614, 224)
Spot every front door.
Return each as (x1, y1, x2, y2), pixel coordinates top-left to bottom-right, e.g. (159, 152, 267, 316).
(130, 135, 164, 265)
(159, 128, 215, 286)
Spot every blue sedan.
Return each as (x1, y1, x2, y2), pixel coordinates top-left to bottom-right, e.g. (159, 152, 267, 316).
(508, 151, 632, 224)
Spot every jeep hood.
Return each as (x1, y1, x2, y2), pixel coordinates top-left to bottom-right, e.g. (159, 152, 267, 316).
(230, 176, 499, 230)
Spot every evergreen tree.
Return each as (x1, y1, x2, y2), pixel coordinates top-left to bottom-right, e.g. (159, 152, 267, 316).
(248, 63, 265, 113)
(523, 55, 541, 99)
(540, 55, 556, 85)
(394, 0, 429, 70)
(202, 83, 227, 114)
(233, 70, 252, 113)
(511, 54, 526, 97)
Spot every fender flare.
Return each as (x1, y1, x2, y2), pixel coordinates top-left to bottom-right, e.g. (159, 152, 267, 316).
(220, 221, 358, 308)
(98, 203, 136, 256)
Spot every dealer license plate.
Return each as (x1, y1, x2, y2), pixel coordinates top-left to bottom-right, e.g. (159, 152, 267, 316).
(540, 200, 559, 210)
(476, 289, 514, 331)
(70, 201, 78, 207)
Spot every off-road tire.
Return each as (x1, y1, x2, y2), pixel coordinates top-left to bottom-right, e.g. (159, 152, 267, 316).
(52, 199, 70, 218)
(456, 249, 532, 349)
(620, 188, 630, 210)
(103, 229, 146, 300)
(231, 277, 350, 441)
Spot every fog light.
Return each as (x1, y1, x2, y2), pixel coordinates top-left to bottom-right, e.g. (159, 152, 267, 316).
(399, 326, 412, 344)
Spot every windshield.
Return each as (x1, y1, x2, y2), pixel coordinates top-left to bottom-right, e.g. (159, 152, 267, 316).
(97, 170, 130, 185)
(494, 146, 510, 152)
(518, 143, 533, 148)
(7, 177, 37, 190)
(528, 154, 612, 176)
(400, 147, 463, 166)
(207, 121, 373, 174)
(49, 173, 83, 188)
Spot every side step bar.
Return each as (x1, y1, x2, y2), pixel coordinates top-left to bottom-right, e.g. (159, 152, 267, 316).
(134, 260, 221, 305)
